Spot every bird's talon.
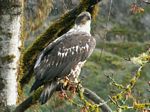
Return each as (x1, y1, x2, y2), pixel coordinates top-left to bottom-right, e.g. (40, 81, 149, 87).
(58, 90, 67, 99)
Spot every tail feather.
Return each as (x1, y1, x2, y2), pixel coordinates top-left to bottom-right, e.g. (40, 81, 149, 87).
(39, 81, 58, 104)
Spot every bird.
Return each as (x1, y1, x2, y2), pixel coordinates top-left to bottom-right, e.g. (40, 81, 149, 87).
(30, 11, 96, 104)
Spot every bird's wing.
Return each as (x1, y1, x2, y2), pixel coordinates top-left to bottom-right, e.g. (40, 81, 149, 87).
(34, 32, 96, 81)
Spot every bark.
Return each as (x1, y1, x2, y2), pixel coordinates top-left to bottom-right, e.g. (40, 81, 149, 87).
(0, 0, 22, 111)
(84, 88, 112, 112)
(19, 0, 101, 88)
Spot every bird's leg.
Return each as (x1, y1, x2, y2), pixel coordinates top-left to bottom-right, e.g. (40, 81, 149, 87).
(58, 77, 70, 99)
(58, 76, 81, 98)
(63, 76, 70, 87)
(62, 76, 77, 94)
(67, 78, 81, 94)
(58, 88, 67, 99)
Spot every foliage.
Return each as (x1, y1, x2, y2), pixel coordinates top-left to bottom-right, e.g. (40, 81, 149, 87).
(109, 50, 150, 111)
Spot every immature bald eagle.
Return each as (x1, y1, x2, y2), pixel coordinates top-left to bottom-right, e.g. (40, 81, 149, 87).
(30, 11, 96, 104)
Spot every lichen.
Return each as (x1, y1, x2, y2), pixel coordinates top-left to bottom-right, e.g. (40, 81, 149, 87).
(0, 78, 5, 90)
(0, 55, 15, 63)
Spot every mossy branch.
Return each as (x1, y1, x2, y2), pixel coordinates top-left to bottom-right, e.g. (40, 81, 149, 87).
(19, 0, 101, 89)
(14, 84, 112, 112)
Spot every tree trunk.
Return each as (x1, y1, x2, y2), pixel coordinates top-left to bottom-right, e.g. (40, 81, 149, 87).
(0, 0, 22, 111)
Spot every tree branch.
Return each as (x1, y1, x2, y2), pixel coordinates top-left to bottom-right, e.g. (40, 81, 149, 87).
(19, 0, 102, 89)
(14, 85, 112, 112)
(142, 0, 150, 4)
(83, 88, 112, 112)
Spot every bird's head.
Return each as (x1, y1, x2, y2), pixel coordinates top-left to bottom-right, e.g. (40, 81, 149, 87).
(74, 11, 91, 35)
(75, 11, 91, 25)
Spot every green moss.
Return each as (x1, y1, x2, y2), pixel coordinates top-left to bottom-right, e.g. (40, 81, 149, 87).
(0, 55, 15, 63)
(32, 87, 43, 102)
(17, 4, 27, 103)
(17, 82, 23, 104)
(87, 4, 99, 20)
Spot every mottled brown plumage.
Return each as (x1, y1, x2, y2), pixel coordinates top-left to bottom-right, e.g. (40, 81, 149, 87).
(30, 11, 96, 104)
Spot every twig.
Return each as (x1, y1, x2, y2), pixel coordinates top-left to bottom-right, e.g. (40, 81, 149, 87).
(83, 88, 112, 112)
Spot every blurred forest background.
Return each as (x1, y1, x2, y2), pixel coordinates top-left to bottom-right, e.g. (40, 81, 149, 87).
(23, 0, 150, 111)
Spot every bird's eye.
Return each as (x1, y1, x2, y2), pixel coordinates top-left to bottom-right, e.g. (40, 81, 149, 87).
(86, 16, 91, 20)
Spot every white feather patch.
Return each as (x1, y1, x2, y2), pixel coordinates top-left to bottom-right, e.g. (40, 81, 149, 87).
(68, 61, 86, 83)
(34, 52, 43, 68)
(85, 43, 89, 51)
(57, 51, 61, 57)
(76, 46, 79, 52)
(67, 20, 91, 36)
